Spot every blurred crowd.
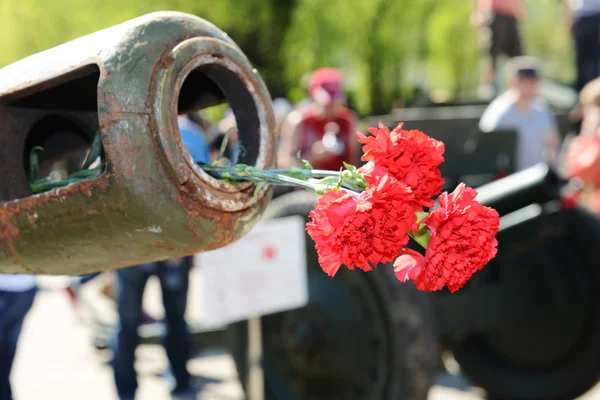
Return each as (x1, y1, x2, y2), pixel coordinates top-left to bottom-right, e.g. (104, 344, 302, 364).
(4, 1, 600, 399)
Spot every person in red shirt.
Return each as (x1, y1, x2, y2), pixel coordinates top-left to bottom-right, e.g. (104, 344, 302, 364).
(278, 68, 358, 171)
(472, 0, 525, 98)
(566, 77, 600, 214)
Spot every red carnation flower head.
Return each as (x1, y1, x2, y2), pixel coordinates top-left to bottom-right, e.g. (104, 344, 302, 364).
(357, 122, 445, 208)
(393, 183, 500, 292)
(306, 173, 418, 277)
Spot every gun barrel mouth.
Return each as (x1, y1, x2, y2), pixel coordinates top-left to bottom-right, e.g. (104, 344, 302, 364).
(0, 13, 279, 274)
(151, 37, 276, 213)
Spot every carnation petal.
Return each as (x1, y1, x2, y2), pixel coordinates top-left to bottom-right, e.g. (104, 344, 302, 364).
(393, 249, 425, 283)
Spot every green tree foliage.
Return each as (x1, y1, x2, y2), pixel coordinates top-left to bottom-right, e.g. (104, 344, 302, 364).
(0, 0, 576, 115)
(425, 1, 480, 97)
(521, 0, 574, 83)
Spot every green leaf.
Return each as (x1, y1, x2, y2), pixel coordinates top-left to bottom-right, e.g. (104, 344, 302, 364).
(334, 174, 343, 190)
(233, 163, 250, 175)
(341, 169, 353, 181)
(253, 181, 266, 197)
(29, 146, 44, 182)
(316, 176, 339, 186)
(82, 131, 103, 169)
(415, 211, 429, 224)
(410, 224, 432, 249)
(355, 176, 368, 190)
(219, 172, 240, 186)
(296, 150, 313, 170)
(342, 162, 357, 173)
(289, 166, 307, 178)
(314, 183, 330, 195)
(218, 128, 233, 161)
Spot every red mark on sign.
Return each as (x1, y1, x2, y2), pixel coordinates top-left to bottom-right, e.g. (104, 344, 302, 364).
(262, 246, 276, 261)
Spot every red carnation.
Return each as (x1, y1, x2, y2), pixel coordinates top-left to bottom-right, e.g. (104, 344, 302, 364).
(393, 183, 499, 292)
(357, 122, 445, 208)
(306, 174, 418, 277)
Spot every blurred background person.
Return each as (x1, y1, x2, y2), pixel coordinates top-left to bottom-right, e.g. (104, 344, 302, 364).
(110, 117, 210, 400)
(111, 259, 196, 400)
(566, 0, 600, 94)
(472, 0, 525, 99)
(278, 67, 358, 170)
(566, 77, 600, 213)
(65, 271, 159, 326)
(579, 77, 600, 137)
(479, 57, 560, 171)
(187, 112, 212, 136)
(565, 0, 600, 123)
(0, 274, 37, 400)
(178, 114, 211, 165)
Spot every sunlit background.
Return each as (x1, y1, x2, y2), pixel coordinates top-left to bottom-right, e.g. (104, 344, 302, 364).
(0, 0, 574, 116)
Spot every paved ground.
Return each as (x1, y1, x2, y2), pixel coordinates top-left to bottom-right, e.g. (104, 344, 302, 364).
(12, 274, 245, 400)
(10, 275, 600, 400)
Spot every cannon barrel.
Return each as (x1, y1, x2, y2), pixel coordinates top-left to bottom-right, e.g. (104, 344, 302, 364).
(475, 163, 563, 215)
(0, 12, 277, 275)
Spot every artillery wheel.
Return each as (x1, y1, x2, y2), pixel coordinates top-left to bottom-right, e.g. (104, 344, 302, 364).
(227, 191, 437, 400)
(450, 208, 600, 400)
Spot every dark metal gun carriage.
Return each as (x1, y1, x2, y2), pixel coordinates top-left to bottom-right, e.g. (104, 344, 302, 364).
(227, 165, 600, 400)
(434, 165, 600, 400)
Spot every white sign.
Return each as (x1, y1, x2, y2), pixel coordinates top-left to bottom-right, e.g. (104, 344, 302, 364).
(198, 215, 309, 326)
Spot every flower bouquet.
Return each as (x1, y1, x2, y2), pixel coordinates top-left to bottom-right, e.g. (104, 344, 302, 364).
(30, 122, 500, 292)
(204, 122, 500, 293)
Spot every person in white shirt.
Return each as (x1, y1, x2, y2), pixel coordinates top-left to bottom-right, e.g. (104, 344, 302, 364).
(0, 274, 37, 400)
(479, 57, 561, 171)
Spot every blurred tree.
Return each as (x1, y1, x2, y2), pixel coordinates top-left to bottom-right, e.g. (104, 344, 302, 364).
(282, 0, 431, 115)
(0, 0, 295, 100)
(425, 0, 480, 97)
(0, 0, 578, 115)
(521, 0, 574, 84)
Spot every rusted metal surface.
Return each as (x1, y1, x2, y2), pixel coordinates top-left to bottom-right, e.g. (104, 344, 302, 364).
(0, 12, 277, 275)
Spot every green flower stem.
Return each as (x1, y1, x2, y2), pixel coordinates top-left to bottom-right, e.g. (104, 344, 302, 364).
(202, 164, 321, 191)
(28, 160, 361, 196)
(246, 168, 320, 192)
(203, 165, 341, 181)
(201, 165, 336, 178)
(268, 169, 340, 178)
(200, 164, 364, 196)
(289, 169, 366, 192)
(338, 181, 364, 193)
(200, 164, 363, 193)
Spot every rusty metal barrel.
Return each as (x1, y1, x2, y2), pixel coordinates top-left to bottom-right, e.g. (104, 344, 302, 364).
(0, 12, 277, 275)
